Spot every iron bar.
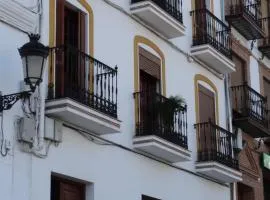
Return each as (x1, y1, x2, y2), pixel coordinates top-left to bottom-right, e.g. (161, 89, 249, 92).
(194, 121, 239, 170)
(134, 91, 188, 148)
(48, 45, 118, 118)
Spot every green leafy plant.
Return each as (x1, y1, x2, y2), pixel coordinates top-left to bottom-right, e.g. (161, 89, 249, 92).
(159, 95, 186, 132)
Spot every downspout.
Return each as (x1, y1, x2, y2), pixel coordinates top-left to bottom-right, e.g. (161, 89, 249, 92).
(225, 73, 235, 200)
(221, 0, 236, 199)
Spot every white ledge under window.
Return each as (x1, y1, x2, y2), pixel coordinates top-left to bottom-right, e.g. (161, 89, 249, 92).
(0, 0, 38, 33)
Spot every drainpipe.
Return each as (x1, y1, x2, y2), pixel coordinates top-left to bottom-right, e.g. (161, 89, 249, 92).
(225, 74, 236, 200)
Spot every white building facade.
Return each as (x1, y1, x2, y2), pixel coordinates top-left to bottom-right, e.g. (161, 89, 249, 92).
(0, 0, 269, 200)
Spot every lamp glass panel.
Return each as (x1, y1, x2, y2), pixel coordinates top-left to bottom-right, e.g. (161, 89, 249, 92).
(27, 55, 43, 81)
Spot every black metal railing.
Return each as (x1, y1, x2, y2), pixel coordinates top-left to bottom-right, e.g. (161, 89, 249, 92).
(195, 121, 239, 170)
(134, 91, 188, 148)
(131, 0, 183, 23)
(258, 17, 270, 48)
(48, 45, 118, 118)
(231, 83, 268, 128)
(190, 8, 232, 59)
(226, 0, 262, 25)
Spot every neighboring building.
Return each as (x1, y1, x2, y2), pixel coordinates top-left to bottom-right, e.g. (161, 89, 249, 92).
(0, 0, 269, 200)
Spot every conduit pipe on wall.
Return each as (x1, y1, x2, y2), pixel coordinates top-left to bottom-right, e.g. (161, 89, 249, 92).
(102, 0, 224, 79)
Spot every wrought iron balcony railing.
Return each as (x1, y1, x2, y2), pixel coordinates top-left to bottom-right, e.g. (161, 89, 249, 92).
(48, 46, 118, 118)
(231, 83, 268, 129)
(190, 8, 232, 59)
(134, 91, 188, 148)
(225, 0, 263, 40)
(226, 0, 262, 22)
(258, 17, 270, 58)
(195, 121, 239, 170)
(131, 0, 183, 23)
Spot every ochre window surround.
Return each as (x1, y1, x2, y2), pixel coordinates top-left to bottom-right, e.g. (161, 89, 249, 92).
(134, 35, 166, 125)
(194, 74, 219, 125)
(48, 0, 94, 86)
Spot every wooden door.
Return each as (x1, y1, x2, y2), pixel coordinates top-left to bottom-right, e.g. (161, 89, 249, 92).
(199, 85, 216, 123)
(140, 70, 159, 131)
(198, 85, 216, 154)
(60, 182, 85, 200)
(195, 0, 206, 9)
(194, 0, 208, 43)
(55, 0, 86, 98)
(51, 177, 85, 200)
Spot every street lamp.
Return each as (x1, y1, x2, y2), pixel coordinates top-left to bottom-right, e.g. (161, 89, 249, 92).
(0, 34, 49, 112)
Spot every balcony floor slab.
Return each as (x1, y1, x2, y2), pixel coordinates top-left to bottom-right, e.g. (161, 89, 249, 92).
(196, 161, 242, 183)
(130, 1, 185, 38)
(133, 135, 191, 163)
(45, 98, 121, 134)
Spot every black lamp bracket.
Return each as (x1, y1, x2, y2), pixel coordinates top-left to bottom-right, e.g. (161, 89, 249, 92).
(0, 91, 32, 112)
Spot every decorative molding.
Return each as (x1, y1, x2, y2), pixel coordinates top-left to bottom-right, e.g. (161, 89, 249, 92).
(0, 0, 38, 33)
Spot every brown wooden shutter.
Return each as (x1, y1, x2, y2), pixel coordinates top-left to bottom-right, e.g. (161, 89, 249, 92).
(56, 0, 65, 97)
(78, 11, 86, 90)
(264, 77, 270, 108)
(198, 85, 216, 123)
(231, 55, 247, 87)
(139, 47, 161, 80)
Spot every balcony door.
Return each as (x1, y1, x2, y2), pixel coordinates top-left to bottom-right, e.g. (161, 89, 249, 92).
(194, 0, 213, 43)
(198, 85, 216, 123)
(198, 85, 216, 153)
(56, 0, 86, 99)
(139, 47, 161, 133)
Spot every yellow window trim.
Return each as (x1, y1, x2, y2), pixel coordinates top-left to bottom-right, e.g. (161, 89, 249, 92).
(48, 0, 94, 91)
(194, 74, 219, 125)
(134, 35, 166, 124)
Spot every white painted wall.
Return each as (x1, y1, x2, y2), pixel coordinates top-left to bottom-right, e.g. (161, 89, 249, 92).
(1, 0, 266, 200)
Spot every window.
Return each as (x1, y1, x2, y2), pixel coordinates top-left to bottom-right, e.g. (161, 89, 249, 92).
(230, 54, 247, 87)
(198, 84, 216, 123)
(142, 195, 161, 200)
(51, 176, 85, 200)
(139, 47, 161, 93)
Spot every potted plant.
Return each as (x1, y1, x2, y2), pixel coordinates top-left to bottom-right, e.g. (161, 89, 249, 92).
(160, 95, 186, 133)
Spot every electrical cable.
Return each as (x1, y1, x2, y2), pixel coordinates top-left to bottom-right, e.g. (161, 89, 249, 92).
(64, 123, 229, 187)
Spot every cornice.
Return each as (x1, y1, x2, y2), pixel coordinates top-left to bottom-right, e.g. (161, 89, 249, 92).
(0, 0, 38, 33)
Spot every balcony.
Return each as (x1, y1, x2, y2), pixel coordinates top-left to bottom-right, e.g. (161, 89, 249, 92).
(194, 122, 242, 183)
(225, 0, 264, 40)
(133, 91, 191, 163)
(190, 9, 235, 74)
(130, 0, 185, 38)
(258, 17, 270, 58)
(231, 84, 270, 138)
(45, 46, 120, 134)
